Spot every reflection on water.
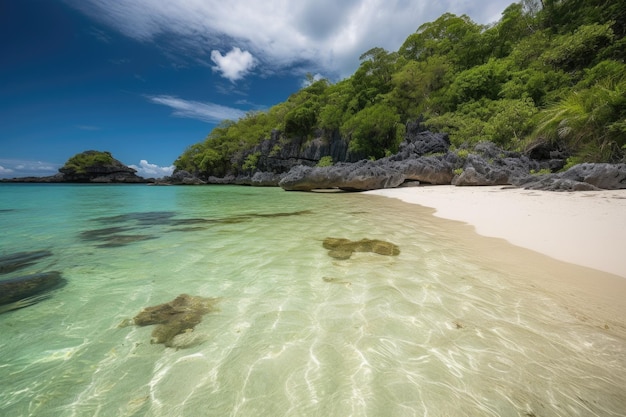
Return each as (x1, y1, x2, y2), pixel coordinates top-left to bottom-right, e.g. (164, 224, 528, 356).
(0, 184, 625, 417)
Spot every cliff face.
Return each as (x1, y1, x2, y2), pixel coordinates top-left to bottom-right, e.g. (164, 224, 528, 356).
(242, 129, 365, 174)
(162, 129, 367, 185)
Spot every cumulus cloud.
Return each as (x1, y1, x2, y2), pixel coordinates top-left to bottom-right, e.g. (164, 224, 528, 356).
(66, 0, 512, 78)
(129, 160, 175, 178)
(146, 95, 246, 123)
(0, 159, 59, 178)
(211, 47, 256, 82)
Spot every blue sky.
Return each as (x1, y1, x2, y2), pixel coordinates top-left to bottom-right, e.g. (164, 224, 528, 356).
(1, 0, 512, 178)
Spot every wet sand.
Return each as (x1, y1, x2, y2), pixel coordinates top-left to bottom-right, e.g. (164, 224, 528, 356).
(366, 186, 626, 337)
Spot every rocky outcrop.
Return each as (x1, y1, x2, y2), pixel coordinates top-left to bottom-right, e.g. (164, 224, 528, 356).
(560, 163, 626, 189)
(513, 163, 626, 191)
(280, 160, 405, 191)
(279, 130, 455, 191)
(159, 170, 206, 185)
(278, 131, 626, 192)
(395, 155, 456, 185)
(250, 129, 364, 174)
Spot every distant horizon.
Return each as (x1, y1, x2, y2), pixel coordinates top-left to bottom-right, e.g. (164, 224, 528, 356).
(1, 0, 512, 178)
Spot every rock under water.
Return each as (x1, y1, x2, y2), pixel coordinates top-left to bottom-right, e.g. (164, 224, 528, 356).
(0, 250, 53, 275)
(0, 271, 66, 313)
(322, 237, 400, 260)
(132, 294, 220, 347)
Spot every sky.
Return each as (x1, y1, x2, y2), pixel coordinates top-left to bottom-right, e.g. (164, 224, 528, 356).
(0, 0, 513, 178)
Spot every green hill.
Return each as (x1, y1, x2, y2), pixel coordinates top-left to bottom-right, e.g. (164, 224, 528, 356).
(174, 0, 626, 179)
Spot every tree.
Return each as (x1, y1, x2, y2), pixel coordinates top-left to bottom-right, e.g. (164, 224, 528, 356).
(484, 3, 538, 58)
(442, 58, 510, 111)
(389, 56, 451, 120)
(541, 23, 615, 71)
(341, 102, 402, 159)
(351, 47, 400, 109)
(318, 79, 356, 130)
(425, 98, 538, 147)
(399, 13, 486, 69)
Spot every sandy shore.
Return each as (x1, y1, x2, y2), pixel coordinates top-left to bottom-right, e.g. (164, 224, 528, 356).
(366, 186, 626, 278)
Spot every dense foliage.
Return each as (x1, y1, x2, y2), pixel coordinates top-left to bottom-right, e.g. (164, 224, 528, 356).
(62, 151, 115, 174)
(175, 0, 626, 177)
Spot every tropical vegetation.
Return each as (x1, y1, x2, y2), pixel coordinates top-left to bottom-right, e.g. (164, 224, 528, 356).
(61, 151, 115, 174)
(175, 0, 626, 177)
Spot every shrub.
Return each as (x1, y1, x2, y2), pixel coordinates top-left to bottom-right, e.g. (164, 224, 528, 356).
(242, 152, 261, 172)
(316, 156, 334, 167)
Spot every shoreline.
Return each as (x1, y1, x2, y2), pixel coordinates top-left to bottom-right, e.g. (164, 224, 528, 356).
(366, 185, 626, 279)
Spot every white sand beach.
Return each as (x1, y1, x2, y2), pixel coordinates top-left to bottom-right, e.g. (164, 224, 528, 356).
(367, 186, 626, 279)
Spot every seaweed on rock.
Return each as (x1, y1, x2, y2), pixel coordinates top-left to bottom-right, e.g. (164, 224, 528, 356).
(322, 237, 400, 260)
(132, 294, 220, 347)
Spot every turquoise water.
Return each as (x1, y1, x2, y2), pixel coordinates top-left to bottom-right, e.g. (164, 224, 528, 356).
(0, 184, 625, 417)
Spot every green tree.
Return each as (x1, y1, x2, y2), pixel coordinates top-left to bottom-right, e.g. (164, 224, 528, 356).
(399, 13, 486, 69)
(443, 58, 510, 111)
(318, 79, 356, 130)
(499, 67, 570, 105)
(341, 102, 402, 159)
(484, 3, 538, 58)
(389, 56, 451, 120)
(351, 47, 400, 109)
(541, 23, 615, 71)
(426, 98, 538, 147)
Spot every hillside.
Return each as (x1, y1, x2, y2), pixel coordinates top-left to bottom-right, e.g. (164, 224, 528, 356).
(173, 0, 626, 181)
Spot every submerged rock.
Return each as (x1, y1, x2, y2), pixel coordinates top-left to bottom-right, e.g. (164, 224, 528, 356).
(133, 294, 220, 347)
(0, 271, 66, 313)
(95, 234, 157, 248)
(322, 237, 400, 259)
(0, 250, 53, 274)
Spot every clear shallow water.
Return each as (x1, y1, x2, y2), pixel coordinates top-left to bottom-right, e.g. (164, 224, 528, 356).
(0, 184, 625, 417)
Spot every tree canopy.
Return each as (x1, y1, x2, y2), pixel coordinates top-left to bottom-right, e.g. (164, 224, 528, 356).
(175, 0, 626, 178)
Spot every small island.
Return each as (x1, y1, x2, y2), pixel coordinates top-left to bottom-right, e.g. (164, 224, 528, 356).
(1, 150, 150, 184)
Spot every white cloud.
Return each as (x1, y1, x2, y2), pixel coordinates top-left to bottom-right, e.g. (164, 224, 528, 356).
(146, 95, 246, 123)
(0, 159, 59, 178)
(66, 0, 512, 78)
(211, 47, 256, 82)
(129, 160, 175, 178)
